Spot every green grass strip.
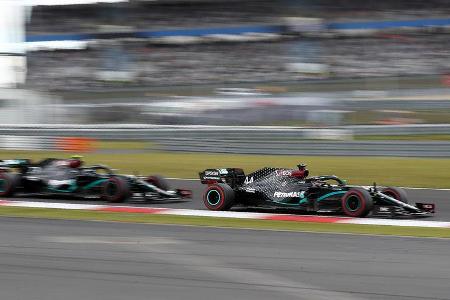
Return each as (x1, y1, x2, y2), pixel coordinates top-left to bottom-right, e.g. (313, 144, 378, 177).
(2, 149, 450, 188)
(0, 206, 448, 238)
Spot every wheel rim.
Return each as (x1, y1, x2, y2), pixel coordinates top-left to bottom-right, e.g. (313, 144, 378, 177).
(346, 195, 361, 211)
(206, 190, 221, 206)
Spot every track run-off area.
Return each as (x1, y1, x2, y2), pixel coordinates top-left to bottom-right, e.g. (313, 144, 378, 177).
(170, 179, 450, 222)
(0, 217, 449, 300)
(1, 179, 450, 225)
(1, 180, 449, 300)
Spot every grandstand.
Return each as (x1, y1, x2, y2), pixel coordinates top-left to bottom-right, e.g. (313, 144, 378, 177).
(23, 0, 450, 91)
(26, 33, 450, 91)
(27, 0, 280, 35)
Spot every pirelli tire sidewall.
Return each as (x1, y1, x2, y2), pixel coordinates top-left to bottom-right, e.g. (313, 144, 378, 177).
(341, 187, 374, 217)
(381, 187, 409, 204)
(101, 176, 130, 203)
(146, 175, 170, 191)
(203, 183, 235, 211)
(0, 172, 20, 197)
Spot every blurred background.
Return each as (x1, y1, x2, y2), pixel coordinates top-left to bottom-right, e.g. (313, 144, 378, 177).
(1, 0, 450, 157)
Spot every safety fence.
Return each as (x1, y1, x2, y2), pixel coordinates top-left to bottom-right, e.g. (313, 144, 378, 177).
(0, 123, 450, 138)
(0, 124, 450, 156)
(161, 139, 450, 157)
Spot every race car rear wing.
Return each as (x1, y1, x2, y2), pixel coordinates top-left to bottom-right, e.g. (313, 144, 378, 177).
(0, 159, 31, 167)
(199, 168, 246, 187)
(0, 159, 32, 173)
(199, 169, 222, 184)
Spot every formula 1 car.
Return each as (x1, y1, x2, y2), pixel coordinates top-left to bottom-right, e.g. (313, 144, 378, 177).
(199, 164, 435, 217)
(0, 158, 191, 203)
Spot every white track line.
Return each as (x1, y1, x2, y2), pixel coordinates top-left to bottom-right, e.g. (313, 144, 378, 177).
(340, 218, 450, 228)
(0, 201, 105, 210)
(1, 200, 450, 229)
(157, 209, 272, 219)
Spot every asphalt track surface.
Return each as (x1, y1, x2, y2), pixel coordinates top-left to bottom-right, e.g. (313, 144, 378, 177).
(169, 180, 450, 221)
(0, 217, 449, 300)
(6, 179, 450, 221)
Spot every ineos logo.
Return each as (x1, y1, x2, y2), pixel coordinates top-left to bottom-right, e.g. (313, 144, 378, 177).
(275, 170, 292, 176)
(205, 171, 219, 176)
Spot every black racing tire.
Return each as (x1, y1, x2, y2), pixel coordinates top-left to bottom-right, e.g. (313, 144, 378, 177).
(381, 187, 409, 204)
(203, 183, 235, 211)
(341, 188, 374, 217)
(101, 176, 130, 203)
(0, 172, 20, 197)
(146, 175, 170, 191)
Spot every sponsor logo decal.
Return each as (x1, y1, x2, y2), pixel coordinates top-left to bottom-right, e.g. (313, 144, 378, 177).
(219, 169, 228, 174)
(48, 179, 75, 186)
(205, 170, 219, 176)
(274, 191, 305, 198)
(378, 207, 391, 212)
(275, 169, 292, 176)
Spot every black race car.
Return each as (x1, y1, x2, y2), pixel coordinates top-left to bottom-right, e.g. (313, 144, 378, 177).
(199, 164, 434, 217)
(0, 158, 191, 203)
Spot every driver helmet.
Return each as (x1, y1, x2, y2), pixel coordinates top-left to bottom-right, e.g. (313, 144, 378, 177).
(297, 163, 307, 170)
(293, 164, 309, 179)
(68, 155, 84, 168)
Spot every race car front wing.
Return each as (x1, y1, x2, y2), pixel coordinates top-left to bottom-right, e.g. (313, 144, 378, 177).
(374, 191, 435, 217)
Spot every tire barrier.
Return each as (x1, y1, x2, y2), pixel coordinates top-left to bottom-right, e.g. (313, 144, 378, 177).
(0, 136, 95, 152)
(55, 137, 95, 152)
(0, 136, 53, 150)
